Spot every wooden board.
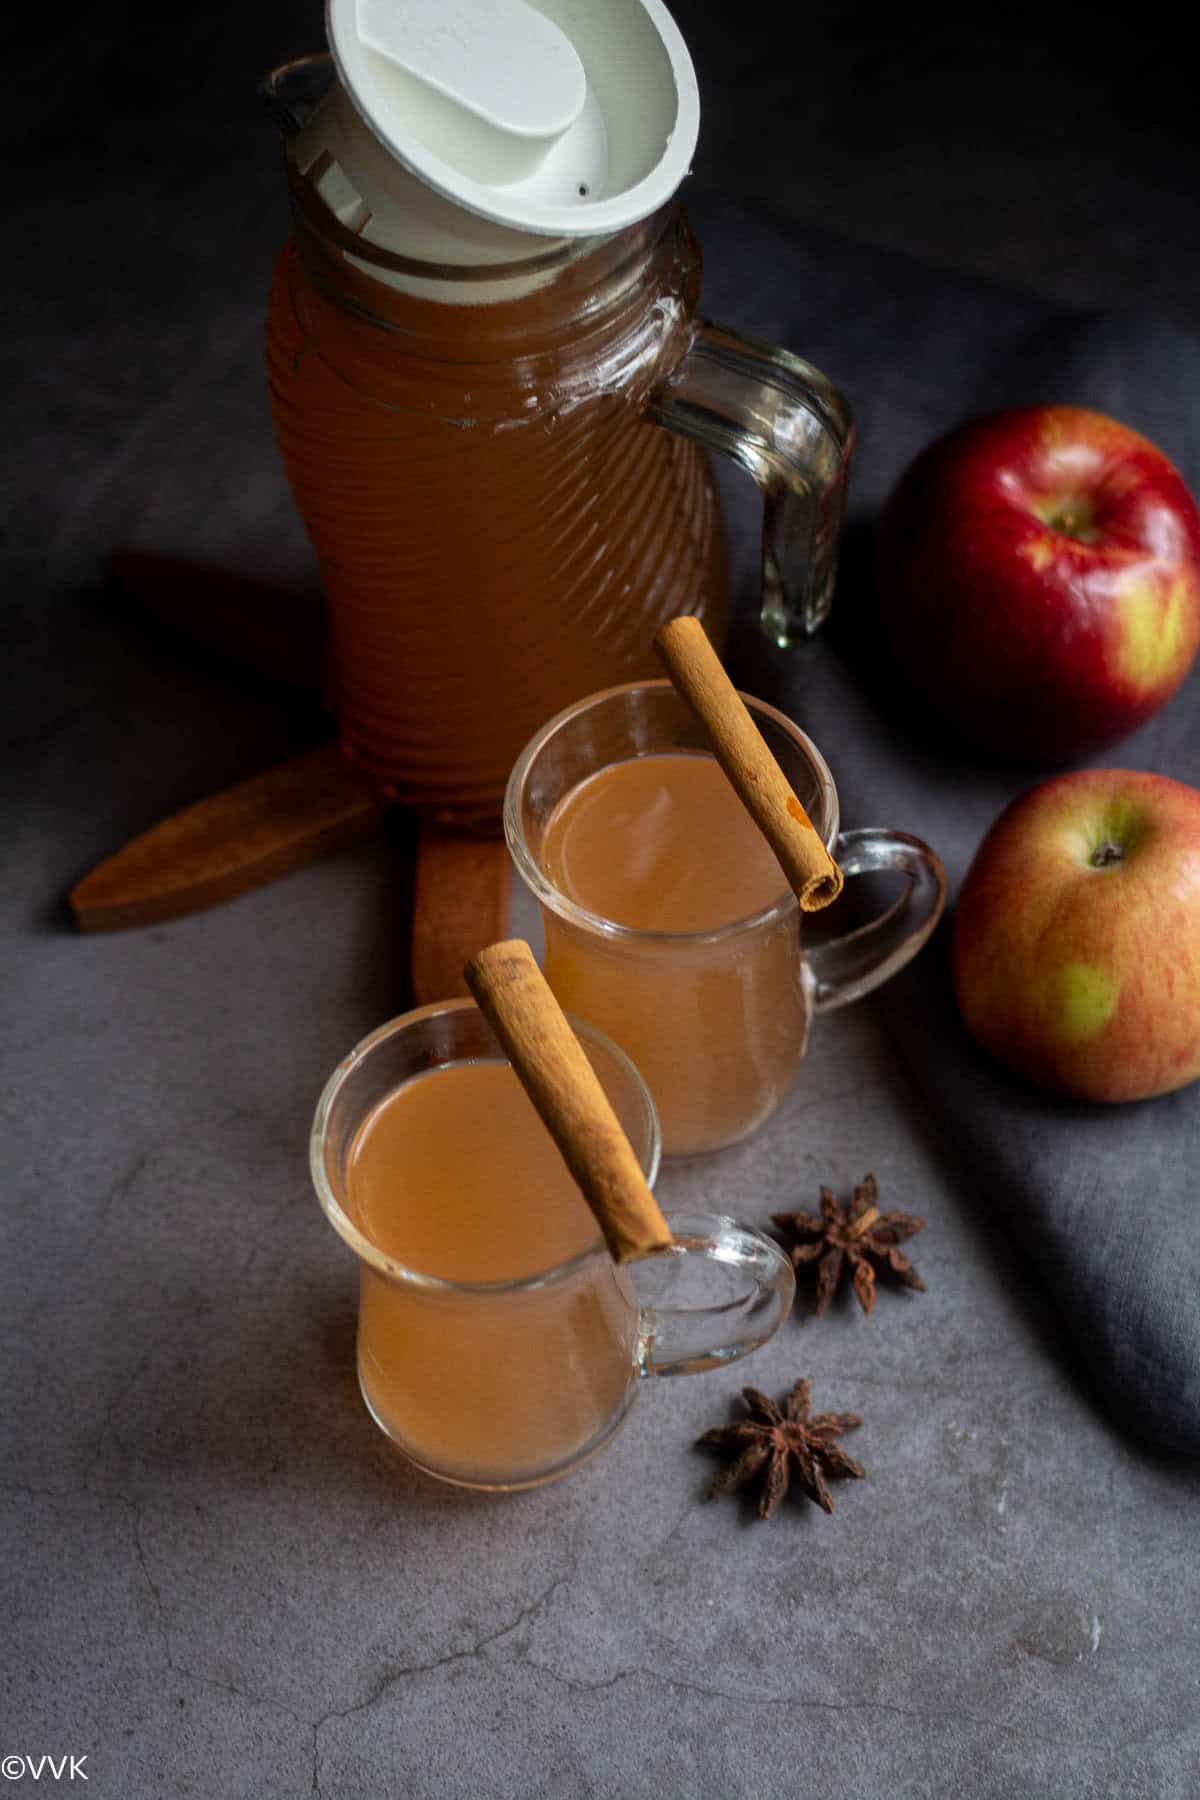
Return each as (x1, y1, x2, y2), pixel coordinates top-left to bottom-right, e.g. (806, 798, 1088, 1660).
(410, 827, 512, 1003)
(70, 743, 386, 931)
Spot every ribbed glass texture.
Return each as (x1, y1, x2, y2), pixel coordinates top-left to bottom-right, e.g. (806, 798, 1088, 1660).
(265, 202, 728, 822)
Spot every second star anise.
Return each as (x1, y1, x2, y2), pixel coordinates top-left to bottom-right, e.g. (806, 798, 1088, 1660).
(697, 1379, 865, 1518)
(772, 1173, 926, 1316)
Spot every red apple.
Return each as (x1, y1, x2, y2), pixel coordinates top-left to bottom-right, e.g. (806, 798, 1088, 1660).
(877, 406, 1200, 762)
(952, 770, 1200, 1102)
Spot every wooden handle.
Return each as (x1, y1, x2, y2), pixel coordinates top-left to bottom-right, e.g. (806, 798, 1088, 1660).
(410, 828, 512, 1003)
(464, 940, 672, 1266)
(655, 615, 843, 911)
(69, 743, 387, 932)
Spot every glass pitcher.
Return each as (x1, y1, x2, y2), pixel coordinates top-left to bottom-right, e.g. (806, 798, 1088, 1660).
(263, 5, 853, 824)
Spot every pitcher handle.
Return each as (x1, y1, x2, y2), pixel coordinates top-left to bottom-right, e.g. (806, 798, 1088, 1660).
(808, 828, 947, 1015)
(647, 319, 855, 643)
(634, 1212, 795, 1379)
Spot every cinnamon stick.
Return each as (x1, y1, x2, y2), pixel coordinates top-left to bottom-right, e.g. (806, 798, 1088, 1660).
(463, 940, 672, 1265)
(654, 615, 843, 911)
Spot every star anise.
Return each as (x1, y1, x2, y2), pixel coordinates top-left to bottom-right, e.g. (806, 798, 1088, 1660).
(772, 1173, 925, 1316)
(697, 1380, 865, 1519)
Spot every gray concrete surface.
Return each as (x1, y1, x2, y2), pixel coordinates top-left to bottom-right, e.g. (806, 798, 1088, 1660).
(5, 4, 1199, 1796)
(6, 836, 1199, 1794)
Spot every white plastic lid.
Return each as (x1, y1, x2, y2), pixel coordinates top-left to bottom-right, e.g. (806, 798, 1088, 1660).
(326, 0, 700, 238)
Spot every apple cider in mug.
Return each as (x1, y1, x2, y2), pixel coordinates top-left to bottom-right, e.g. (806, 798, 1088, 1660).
(509, 683, 946, 1159)
(538, 752, 806, 1155)
(345, 1060, 638, 1485)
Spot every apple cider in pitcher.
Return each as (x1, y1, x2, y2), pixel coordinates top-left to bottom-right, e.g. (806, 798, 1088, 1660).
(262, 8, 854, 825)
(345, 1060, 639, 1484)
(265, 205, 728, 822)
(538, 753, 807, 1154)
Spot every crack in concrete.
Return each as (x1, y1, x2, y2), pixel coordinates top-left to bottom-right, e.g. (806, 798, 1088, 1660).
(309, 1571, 574, 1788)
(102, 1486, 589, 1794)
(8, 1488, 1184, 1783)
(0, 1478, 80, 1501)
(96, 1150, 151, 1227)
(88, 1348, 154, 1480)
(513, 1658, 1103, 1752)
(128, 1498, 179, 1669)
(642, 1493, 702, 1583)
(120, 1494, 308, 1736)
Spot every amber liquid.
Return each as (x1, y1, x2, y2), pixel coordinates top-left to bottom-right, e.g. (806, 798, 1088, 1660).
(265, 211, 728, 821)
(345, 1060, 638, 1486)
(540, 754, 809, 1154)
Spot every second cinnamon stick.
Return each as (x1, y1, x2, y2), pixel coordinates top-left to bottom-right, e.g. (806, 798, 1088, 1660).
(463, 940, 672, 1265)
(655, 615, 843, 911)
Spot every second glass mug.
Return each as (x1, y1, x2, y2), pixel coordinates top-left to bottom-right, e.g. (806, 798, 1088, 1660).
(506, 682, 948, 1156)
(311, 1000, 795, 1491)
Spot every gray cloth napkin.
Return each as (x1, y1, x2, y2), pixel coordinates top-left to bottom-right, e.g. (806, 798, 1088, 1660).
(691, 193, 1200, 1458)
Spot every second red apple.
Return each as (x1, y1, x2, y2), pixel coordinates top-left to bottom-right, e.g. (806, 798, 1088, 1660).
(952, 769, 1200, 1103)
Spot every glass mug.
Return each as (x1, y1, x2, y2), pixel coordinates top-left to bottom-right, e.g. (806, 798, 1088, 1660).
(505, 682, 947, 1155)
(310, 1000, 795, 1491)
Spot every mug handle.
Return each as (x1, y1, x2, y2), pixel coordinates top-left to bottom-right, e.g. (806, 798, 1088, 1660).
(648, 319, 854, 644)
(807, 827, 947, 1015)
(634, 1212, 795, 1379)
